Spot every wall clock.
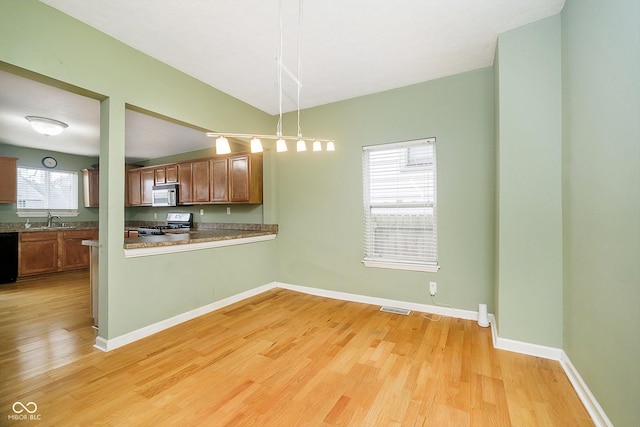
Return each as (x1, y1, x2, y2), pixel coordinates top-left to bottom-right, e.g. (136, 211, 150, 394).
(42, 156, 57, 168)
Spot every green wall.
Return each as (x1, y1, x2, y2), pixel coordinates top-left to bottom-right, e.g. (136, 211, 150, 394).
(562, 0, 640, 425)
(276, 68, 496, 312)
(495, 16, 563, 347)
(0, 0, 277, 339)
(0, 143, 99, 223)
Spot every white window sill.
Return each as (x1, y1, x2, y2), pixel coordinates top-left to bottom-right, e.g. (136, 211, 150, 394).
(362, 259, 440, 273)
(17, 211, 79, 218)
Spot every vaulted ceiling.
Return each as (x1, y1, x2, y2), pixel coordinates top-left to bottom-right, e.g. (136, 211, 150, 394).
(1, 0, 565, 161)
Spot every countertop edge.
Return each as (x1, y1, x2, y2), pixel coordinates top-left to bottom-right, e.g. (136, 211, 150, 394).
(123, 233, 276, 258)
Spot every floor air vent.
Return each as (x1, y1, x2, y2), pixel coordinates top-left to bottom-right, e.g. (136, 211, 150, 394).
(380, 306, 411, 315)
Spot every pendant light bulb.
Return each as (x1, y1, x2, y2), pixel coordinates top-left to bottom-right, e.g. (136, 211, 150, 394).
(276, 138, 288, 152)
(250, 137, 263, 153)
(297, 139, 307, 152)
(215, 136, 231, 154)
(326, 141, 335, 151)
(312, 140, 322, 151)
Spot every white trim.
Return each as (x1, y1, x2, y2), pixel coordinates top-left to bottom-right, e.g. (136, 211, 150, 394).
(276, 281, 476, 320)
(93, 282, 277, 352)
(362, 137, 436, 151)
(362, 260, 440, 272)
(560, 352, 614, 427)
(489, 316, 563, 360)
(123, 234, 276, 258)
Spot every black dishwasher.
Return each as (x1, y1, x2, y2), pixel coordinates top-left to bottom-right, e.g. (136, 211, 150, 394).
(0, 232, 18, 284)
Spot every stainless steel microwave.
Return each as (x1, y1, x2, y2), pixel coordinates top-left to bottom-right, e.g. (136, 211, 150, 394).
(151, 184, 178, 207)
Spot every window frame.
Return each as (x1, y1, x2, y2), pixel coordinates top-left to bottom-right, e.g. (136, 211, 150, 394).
(16, 166, 79, 218)
(362, 137, 439, 273)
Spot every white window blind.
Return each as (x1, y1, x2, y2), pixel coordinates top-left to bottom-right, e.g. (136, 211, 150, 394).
(16, 167, 79, 216)
(362, 138, 439, 272)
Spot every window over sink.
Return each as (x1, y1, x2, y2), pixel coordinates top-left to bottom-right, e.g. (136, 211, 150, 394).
(16, 166, 79, 217)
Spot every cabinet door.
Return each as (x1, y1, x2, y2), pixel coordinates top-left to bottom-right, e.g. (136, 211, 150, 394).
(60, 230, 96, 271)
(210, 158, 228, 202)
(19, 232, 58, 276)
(127, 169, 142, 206)
(178, 163, 193, 204)
(155, 167, 166, 184)
(141, 169, 155, 205)
(229, 155, 250, 202)
(192, 160, 210, 203)
(0, 157, 17, 204)
(166, 165, 178, 183)
(82, 169, 99, 207)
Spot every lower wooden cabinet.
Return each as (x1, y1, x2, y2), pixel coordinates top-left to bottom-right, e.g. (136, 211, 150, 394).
(60, 230, 98, 271)
(18, 229, 98, 277)
(19, 231, 58, 276)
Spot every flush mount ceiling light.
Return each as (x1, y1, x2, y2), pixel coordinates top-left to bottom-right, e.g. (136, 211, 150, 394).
(207, 0, 334, 154)
(25, 116, 68, 136)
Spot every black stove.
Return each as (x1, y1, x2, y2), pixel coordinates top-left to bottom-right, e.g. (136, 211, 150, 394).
(138, 212, 193, 236)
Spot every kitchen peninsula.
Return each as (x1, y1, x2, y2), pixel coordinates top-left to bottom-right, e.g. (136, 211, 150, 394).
(121, 223, 277, 257)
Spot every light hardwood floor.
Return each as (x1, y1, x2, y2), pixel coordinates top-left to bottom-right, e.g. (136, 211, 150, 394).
(0, 271, 593, 426)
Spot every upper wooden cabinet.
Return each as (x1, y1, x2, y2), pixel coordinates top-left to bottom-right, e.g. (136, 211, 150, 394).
(127, 167, 155, 206)
(125, 151, 263, 206)
(209, 158, 228, 202)
(192, 160, 211, 203)
(81, 168, 99, 207)
(229, 153, 263, 204)
(127, 169, 142, 206)
(141, 169, 154, 205)
(0, 157, 18, 204)
(177, 163, 193, 204)
(155, 164, 178, 185)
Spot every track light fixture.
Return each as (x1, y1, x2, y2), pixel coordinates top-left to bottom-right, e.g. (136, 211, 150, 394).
(206, 0, 334, 155)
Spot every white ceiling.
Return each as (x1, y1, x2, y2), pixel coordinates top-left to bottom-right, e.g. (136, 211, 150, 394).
(1, 0, 565, 161)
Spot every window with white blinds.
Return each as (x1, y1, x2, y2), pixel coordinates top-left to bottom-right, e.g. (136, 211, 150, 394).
(362, 138, 439, 272)
(16, 167, 79, 217)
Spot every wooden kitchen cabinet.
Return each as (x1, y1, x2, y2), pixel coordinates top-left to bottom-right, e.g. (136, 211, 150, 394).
(209, 158, 228, 202)
(127, 169, 142, 206)
(155, 164, 178, 185)
(60, 229, 99, 271)
(19, 231, 58, 276)
(192, 160, 210, 203)
(0, 157, 18, 204)
(229, 153, 263, 203)
(141, 168, 154, 205)
(125, 151, 263, 206)
(178, 162, 193, 204)
(81, 168, 99, 207)
(127, 167, 154, 206)
(19, 229, 99, 277)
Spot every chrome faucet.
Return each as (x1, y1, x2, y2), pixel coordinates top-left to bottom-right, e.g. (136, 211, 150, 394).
(46, 212, 60, 228)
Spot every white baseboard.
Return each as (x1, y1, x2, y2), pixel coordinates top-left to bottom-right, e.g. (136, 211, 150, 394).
(488, 314, 563, 360)
(93, 282, 278, 352)
(92, 280, 609, 427)
(560, 351, 613, 427)
(276, 281, 480, 321)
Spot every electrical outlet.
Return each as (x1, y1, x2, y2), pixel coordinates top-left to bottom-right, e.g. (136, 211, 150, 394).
(227, 207, 231, 215)
(199, 208, 204, 216)
(153, 212, 157, 219)
(429, 281, 437, 296)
